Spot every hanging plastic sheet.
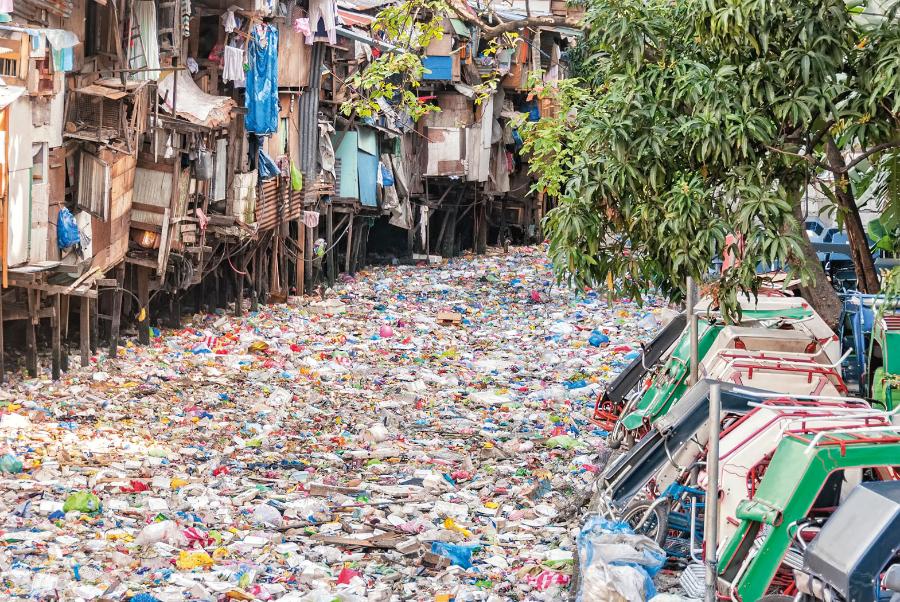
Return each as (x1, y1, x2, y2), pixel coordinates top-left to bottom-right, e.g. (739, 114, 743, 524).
(129, 1, 161, 81)
(44, 29, 79, 73)
(245, 23, 279, 134)
(258, 147, 280, 180)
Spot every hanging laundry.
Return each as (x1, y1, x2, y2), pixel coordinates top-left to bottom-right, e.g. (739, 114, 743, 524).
(129, 1, 161, 80)
(305, 0, 337, 45)
(419, 205, 429, 245)
(222, 45, 246, 87)
(186, 57, 199, 73)
(0, 0, 13, 14)
(44, 29, 78, 73)
(221, 9, 237, 33)
(293, 17, 311, 37)
(51, 47, 73, 71)
(244, 23, 279, 134)
(302, 211, 320, 229)
(181, 0, 192, 38)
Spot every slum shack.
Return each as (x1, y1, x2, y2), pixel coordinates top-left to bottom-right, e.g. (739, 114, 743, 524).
(0, 0, 575, 380)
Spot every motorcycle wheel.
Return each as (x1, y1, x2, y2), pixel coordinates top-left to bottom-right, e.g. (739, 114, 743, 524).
(621, 499, 669, 547)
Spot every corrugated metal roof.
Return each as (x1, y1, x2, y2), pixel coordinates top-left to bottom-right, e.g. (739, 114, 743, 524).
(338, 9, 375, 27)
(336, 0, 396, 12)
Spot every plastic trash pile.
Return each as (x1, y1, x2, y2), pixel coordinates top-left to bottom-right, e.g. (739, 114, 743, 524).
(0, 247, 664, 601)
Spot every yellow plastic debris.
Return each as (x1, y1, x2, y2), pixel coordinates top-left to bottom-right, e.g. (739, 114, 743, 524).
(170, 478, 188, 489)
(175, 551, 214, 569)
(443, 517, 472, 538)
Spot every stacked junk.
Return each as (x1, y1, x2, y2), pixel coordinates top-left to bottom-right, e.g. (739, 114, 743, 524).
(580, 292, 900, 602)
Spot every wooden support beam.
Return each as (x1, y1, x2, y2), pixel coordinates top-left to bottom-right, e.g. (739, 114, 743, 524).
(25, 290, 37, 377)
(51, 294, 61, 381)
(279, 222, 289, 297)
(137, 266, 150, 345)
(344, 217, 353, 274)
(60, 295, 69, 373)
(296, 220, 305, 295)
(326, 202, 335, 287)
(270, 235, 279, 297)
(80, 296, 90, 367)
(349, 218, 361, 274)
(304, 224, 314, 293)
(109, 264, 125, 359)
(0, 288, 4, 383)
(90, 297, 98, 354)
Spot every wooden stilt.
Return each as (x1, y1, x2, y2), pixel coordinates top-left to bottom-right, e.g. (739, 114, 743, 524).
(349, 218, 361, 274)
(270, 235, 279, 297)
(344, 217, 353, 274)
(60, 295, 69, 372)
(279, 224, 289, 296)
(90, 297, 98, 354)
(137, 266, 150, 345)
(0, 286, 5, 383)
(25, 290, 37, 377)
(80, 296, 90, 367)
(296, 220, 305, 295)
(51, 294, 61, 381)
(326, 202, 335, 287)
(109, 264, 125, 359)
(304, 224, 314, 293)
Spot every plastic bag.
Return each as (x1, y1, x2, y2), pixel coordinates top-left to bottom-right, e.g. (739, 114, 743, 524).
(56, 207, 81, 250)
(430, 541, 480, 569)
(577, 515, 666, 602)
(134, 520, 187, 547)
(63, 491, 101, 514)
(291, 161, 303, 191)
(258, 148, 280, 179)
(379, 162, 394, 187)
(581, 561, 651, 602)
(0, 453, 23, 474)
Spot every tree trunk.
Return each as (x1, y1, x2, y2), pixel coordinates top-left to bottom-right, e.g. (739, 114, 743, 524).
(791, 197, 842, 330)
(824, 136, 881, 293)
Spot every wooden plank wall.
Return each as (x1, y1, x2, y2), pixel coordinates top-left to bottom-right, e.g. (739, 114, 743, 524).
(91, 151, 136, 272)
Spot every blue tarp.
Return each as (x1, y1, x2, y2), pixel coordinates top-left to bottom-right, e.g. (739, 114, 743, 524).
(245, 24, 279, 134)
(357, 151, 378, 207)
(258, 147, 280, 180)
(57, 207, 80, 250)
(422, 56, 452, 80)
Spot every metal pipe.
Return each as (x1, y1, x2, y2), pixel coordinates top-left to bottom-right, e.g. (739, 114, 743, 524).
(687, 276, 699, 385)
(736, 388, 869, 403)
(704, 382, 721, 602)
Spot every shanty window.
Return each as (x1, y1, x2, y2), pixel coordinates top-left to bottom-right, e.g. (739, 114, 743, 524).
(0, 57, 17, 77)
(77, 152, 110, 221)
